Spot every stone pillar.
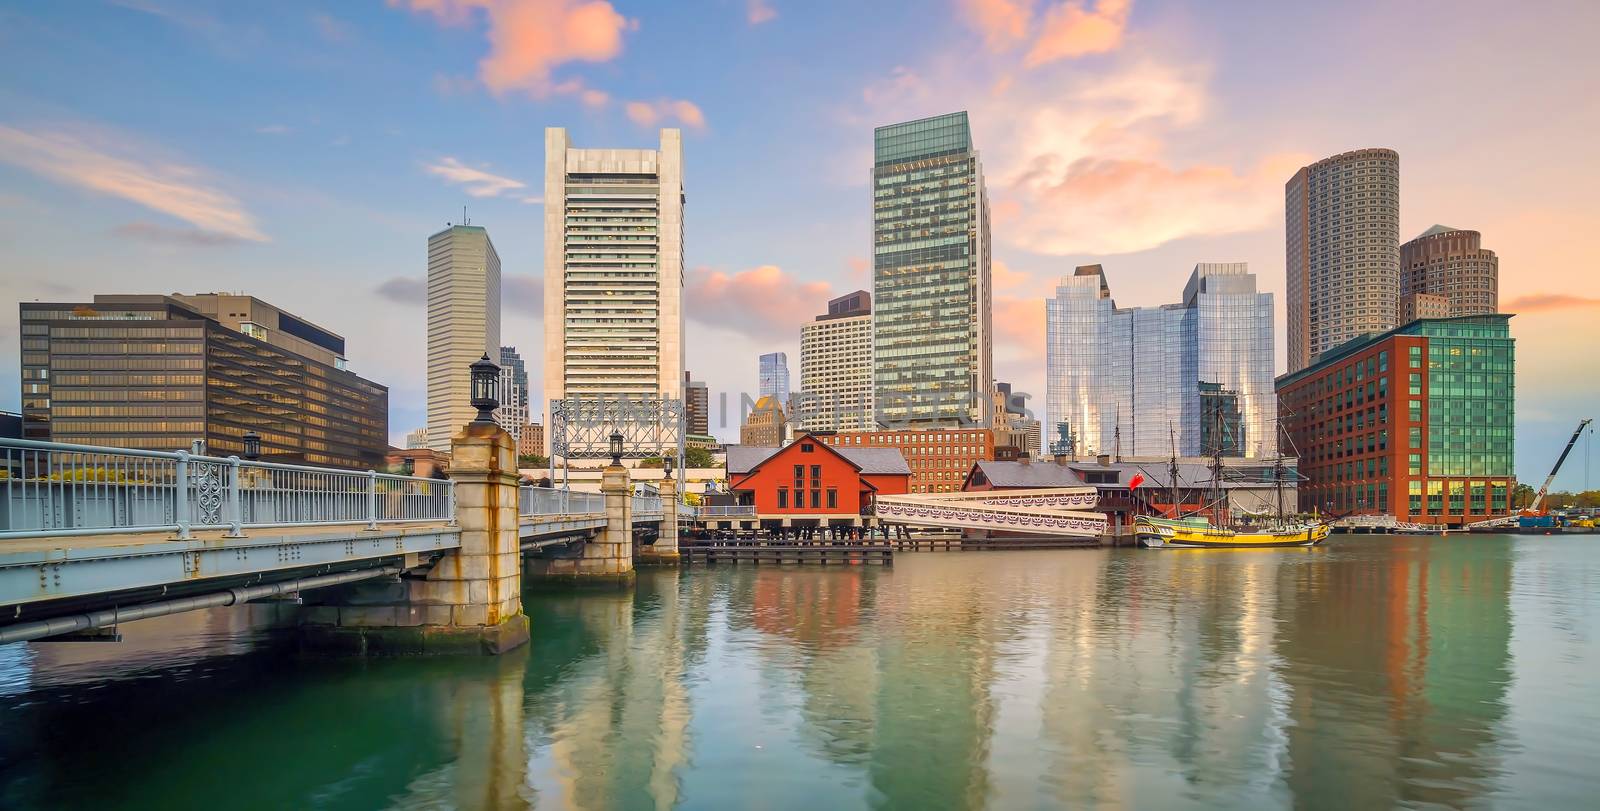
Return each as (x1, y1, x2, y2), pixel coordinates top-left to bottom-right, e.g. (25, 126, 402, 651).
(528, 464, 636, 583)
(300, 421, 530, 655)
(638, 474, 680, 565)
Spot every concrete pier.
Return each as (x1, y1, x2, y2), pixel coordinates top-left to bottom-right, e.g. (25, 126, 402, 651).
(526, 464, 636, 584)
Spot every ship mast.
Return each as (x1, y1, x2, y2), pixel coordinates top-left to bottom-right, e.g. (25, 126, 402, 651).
(1168, 424, 1180, 518)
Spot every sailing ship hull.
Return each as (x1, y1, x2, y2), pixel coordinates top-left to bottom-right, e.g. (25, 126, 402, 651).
(1135, 518, 1329, 549)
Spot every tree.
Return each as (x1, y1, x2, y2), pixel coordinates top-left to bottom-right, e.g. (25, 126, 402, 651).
(516, 453, 547, 469)
(684, 446, 718, 468)
(1512, 483, 1535, 510)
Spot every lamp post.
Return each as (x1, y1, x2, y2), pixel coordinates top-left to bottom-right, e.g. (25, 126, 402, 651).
(609, 430, 624, 467)
(469, 354, 501, 425)
(242, 431, 261, 462)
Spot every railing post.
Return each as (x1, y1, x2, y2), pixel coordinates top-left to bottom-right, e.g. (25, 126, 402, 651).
(175, 450, 192, 540)
(225, 456, 244, 538)
(366, 470, 378, 530)
(447, 479, 457, 526)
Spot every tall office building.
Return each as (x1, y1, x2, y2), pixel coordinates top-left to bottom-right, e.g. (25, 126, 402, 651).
(872, 111, 992, 426)
(758, 352, 790, 405)
(19, 294, 386, 468)
(1285, 148, 1400, 371)
(426, 224, 501, 453)
(494, 345, 530, 446)
(543, 127, 685, 455)
(1045, 263, 1276, 459)
(684, 371, 709, 436)
(798, 290, 874, 431)
(1400, 225, 1498, 319)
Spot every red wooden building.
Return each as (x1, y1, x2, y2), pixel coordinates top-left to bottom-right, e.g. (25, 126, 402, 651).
(720, 434, 910, 530)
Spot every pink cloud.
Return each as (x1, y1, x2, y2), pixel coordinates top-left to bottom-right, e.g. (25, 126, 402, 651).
(423, 156, 528, 197)
(624, 98, 707, 130)
(687, 265, 831, 340)
(1505, 294, 1600, 313)
(747, 0, 777, 25)
(397, 0, 630, 96)
(993, 295, 1045, 348)
(1025, 0, 1131, 66)
(960, 0, 1033, 50)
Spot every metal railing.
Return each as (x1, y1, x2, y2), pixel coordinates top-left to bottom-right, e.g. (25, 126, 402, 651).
(518, 486, 605, 517)
(632, 494, 664, 517)
(696, 504, 756, 517)
(1, 438, 454, 540)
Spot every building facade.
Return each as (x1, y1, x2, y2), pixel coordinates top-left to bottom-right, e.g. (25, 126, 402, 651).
(1400, 292, 1451, 323)
(494, 346, 530, 447)
(798, 291, 873, 431)
(684, 371, 709, 436)
(1276, 315, 1515, 526)
(518, 422, 545, 459)
(740, 395, 786, 448)
(543, 127, 685, 456)
(1046, 263, 1276, 459)
(726, 437, 910, 522)
(404, 427, 429, 450)
(1400, 225, 1498, 319)
(1286, 148, 1400, 371)
(816, 427, 994, 494)
(426, 224, 501, 453)
(758, 352, 790, 405)
(872, 111, 992, 427)
(19, 295, 386, 468)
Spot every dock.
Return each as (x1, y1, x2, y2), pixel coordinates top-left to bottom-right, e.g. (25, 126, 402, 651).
(681, 539, 893, 566)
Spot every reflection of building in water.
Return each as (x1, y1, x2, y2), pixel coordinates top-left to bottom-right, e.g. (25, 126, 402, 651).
(1276, 539, 1513, 808)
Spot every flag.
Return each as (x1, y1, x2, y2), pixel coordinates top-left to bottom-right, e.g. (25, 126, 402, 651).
(1127, 473, 1145, 490)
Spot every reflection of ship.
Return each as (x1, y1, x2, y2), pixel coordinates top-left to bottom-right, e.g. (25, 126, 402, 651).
(1136, 417, 1329, 549)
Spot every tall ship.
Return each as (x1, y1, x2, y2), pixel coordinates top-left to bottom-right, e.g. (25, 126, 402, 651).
(1135, 422, 1330, 549)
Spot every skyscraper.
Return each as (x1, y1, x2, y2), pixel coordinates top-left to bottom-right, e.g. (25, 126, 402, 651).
(1400, 225, 1498, 319)
(495, 345, 530, 447)
(1046, 263, 1276, 459)
(872, 111, 992, 427)
(684, 371, 709, 436)
(798, 290, 873, 431)
(758, 352, 790, 405)
(426, 224, 500, 453)
(1285, 148, 1400, 371)
(543, 127, 685, 454)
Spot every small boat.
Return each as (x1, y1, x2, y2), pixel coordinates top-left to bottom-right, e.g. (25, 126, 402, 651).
(1135, 515, 1329, 548)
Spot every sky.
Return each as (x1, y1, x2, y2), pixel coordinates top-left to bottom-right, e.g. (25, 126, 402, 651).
(1, 0, 1598, 489)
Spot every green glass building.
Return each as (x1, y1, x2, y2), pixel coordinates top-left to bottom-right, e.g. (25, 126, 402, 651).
(871, 112, 992, 428)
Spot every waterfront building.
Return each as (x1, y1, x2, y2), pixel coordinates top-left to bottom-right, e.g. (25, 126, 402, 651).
(684, 371, 709, 436)
(872, 111, 993, 427)
(1400, 226, 1498, 318)
(815, 426, 994, 494)
(543, 127, 685, 455)
(494, 346, 530, 447)
(759, 352, 790, 405)
(1275, 315, 1515, 526)
(1286, 148, 1400, 371)
(404, 427, 429, 449)
(18, 294, 386, 468)
(1045, 263, 1276, 459)
(426, 224, 501, 453)
(725, 435, 910, 523)
(797, 291, 873, 431)
(740, 395, 786, 448)
(518, 422, 544, 459)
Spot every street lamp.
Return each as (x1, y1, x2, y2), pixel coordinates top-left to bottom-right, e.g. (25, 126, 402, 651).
(609, 430, 624, 466)
(663, 452, 674, 479)
(469, 354, 500, 424)
(241, 430, 261, 461)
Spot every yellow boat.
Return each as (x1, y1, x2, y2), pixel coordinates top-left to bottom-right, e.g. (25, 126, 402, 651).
(1135, 515, 1329, 549)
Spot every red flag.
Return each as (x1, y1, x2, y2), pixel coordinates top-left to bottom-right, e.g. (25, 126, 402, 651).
(1127, 473, 1145, 490)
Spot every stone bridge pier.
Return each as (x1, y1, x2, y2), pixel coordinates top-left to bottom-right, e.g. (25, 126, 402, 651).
(525, 462, 637, 583)
(300, 421, 532, 655)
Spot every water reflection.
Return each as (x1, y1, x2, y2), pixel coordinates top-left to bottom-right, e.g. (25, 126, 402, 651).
(2, 536, 1592, 810)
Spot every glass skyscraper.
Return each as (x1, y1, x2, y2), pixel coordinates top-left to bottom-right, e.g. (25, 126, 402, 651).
(758, 351, 790, 405)
(1046, 263, 1275, 458)
(871, 111, 992, 427)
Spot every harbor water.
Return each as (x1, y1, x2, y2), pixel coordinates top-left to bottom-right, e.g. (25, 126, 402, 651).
(2, 534, 1598, 810)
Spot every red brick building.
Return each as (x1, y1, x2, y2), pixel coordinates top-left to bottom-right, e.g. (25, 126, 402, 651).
(725, 434, 910, 526)
(815, 427, 994, 494)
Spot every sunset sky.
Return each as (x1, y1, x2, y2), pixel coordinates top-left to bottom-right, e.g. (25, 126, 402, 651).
(1, 0, 1597, 488)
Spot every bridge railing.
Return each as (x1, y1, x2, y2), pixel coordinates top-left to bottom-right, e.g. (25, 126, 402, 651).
(518, 486, 605, 518)
(632, 494, 663, 518)
(696, 505, 755, 517)
(1, 438, 454, 540)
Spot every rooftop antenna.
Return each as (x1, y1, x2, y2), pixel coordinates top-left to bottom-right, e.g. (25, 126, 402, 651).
(463, 205, 469, 226)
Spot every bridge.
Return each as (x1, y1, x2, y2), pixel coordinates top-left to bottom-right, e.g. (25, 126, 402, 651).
(1, 425, 681, 651)
(873, 489, 1107, 537)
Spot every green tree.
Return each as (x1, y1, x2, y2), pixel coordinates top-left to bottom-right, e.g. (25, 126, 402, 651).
(684, 446, 718, 468)
(1512, 483, 1535, 509)
(516, 453, 548, 469)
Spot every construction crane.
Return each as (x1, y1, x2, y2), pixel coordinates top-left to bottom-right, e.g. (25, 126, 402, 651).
(1525, 418, 1593, 514)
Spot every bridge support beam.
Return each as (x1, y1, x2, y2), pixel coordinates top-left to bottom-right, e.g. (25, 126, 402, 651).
(300, 422, 530, 655)
(527, 464, 635, 584)
(638, 474, 679, 565)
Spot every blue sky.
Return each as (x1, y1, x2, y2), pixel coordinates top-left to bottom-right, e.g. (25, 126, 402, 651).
(1, 0, 1597, 489)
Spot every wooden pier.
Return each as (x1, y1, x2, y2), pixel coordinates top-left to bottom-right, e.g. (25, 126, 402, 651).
(681, 540, 893, 566)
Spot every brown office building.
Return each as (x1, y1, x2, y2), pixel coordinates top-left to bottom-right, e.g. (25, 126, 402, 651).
(19, 294, 387, 469)
(817, 427, 995, 493)
(1400, 225, 1498, 319)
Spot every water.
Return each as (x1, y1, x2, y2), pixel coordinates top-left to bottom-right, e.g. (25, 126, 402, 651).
(2, 534, 1598, 810)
